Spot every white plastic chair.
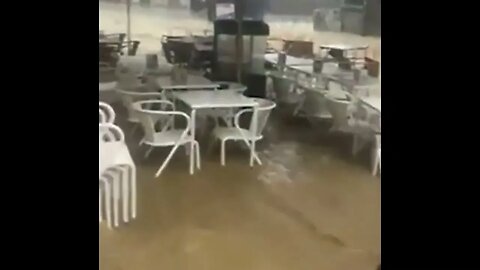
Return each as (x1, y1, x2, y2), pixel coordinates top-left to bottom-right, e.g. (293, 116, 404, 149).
(271, 74, 303, 105)
(133, 100, 200, 177)
(206, 82, 248, 128)
(301, 88, 332, 121)
(325, 96, 351, 132)
(344, 90, 381, 176)
(116, 89, 167, 136)
(210, 98, 276, 166)
(99, 123, 123, 229)
(99, 123, 137, 228)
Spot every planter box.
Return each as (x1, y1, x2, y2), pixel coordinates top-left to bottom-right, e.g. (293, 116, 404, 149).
(365, 57, 379, 77)
(283, 40, 313, 58)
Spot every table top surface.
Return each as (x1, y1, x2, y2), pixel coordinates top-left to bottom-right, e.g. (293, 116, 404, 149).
(173, 90, 257, 109)
(264, 53, 313, 66)
(319, 44, 369, 51)
(99, 38, 121, 44)
(287, 63, 350, 76)
(287, 65, 314, 75)
(156, 75, 218, 90)
(360, 96, 381, 112)
(287, 65, 379, 86)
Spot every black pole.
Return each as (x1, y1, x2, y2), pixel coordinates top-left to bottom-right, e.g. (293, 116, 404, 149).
(127, 0, 132, 52)
(235, 0, 244, 83)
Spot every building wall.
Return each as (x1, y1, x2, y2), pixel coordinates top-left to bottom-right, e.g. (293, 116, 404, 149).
(340, 0, 380, 37)
(365, 0, 380, 36)
(341, 8, 365, 35)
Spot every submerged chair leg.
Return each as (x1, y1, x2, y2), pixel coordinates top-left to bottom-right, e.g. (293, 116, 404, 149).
(122, 166, 129, 223)
(103, 180, 112, 229)
(221, 139, 227, 166)
(378, 149, 381, 175)
(130, 165, 137, 219)
(155, 142, 181, 177)
(189, 141, 195, 175)
(195, 141, 201, 170)
(109, 172, 121, 228)
(372, 145, 379, 176)
(144, 146, 154, 159)
(99, 187, 103, 223)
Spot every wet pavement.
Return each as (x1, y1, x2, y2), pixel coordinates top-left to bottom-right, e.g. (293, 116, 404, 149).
(100, 102, 380, 270)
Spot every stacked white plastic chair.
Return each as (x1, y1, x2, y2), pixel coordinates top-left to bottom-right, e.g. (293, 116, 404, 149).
(133, 100, 200, 177)
(99, 102, 137, 229)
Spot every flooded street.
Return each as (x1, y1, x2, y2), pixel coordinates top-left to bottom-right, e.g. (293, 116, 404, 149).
(100, 104, 380, 270)
(100, 3, 380, 270)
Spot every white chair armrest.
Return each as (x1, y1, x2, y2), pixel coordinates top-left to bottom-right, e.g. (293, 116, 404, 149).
(234, 108, 254, 129)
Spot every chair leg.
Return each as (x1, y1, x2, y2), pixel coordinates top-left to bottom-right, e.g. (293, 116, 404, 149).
(378, 150, 381, 174)
(103, 180, 112, 229)
(155, 143, 179, 177)
(111, 172, 120, 227)
(121, 166, 129, 223)
(372, 144, 380, 176)
(221, 139, 227, 166)
(224, 116, 233, 128)
(130, 165, 137, 219)
(144, 146, 154, 159)
(189, 142, 195, 175)
(185, 144, 190, 156)
(195, 141, 201, 170)
(99, 187, 103, 223)
(240, 139, 262, 165)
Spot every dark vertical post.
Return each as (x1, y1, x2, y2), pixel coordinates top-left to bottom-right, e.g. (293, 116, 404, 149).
(127, 0, 132, 51)
(235, 0, 244, 83)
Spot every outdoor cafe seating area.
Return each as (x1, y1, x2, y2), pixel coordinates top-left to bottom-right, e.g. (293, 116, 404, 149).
(99, 30, 381, 229)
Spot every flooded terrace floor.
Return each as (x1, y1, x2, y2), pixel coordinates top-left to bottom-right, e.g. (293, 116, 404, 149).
(100, 104, 381, 270)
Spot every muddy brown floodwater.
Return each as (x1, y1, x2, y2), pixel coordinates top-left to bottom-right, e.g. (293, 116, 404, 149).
(100, 99, 380, 270)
